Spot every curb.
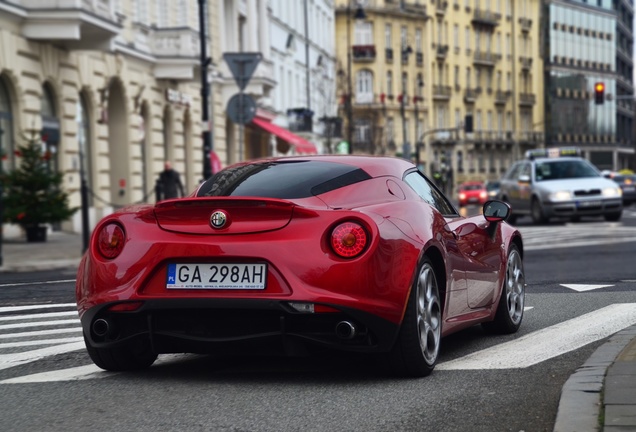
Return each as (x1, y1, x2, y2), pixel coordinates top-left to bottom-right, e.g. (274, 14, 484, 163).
(553, 325, 636, 432)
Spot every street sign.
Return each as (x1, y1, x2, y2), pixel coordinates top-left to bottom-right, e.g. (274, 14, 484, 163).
(223, 52, 262, 91)
(226, 93, 257, 125)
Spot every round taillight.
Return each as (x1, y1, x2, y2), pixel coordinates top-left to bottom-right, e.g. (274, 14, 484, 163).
(330, 222, 368, 258)
(97, 224, 126, 259)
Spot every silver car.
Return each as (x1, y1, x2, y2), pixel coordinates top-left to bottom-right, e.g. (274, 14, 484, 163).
(499, 155, 623, 224)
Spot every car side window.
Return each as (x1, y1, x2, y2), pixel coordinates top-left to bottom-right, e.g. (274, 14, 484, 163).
(504, 163, 522, 180)
(519, 162, 531, 180)
(404, 171, 458, 216)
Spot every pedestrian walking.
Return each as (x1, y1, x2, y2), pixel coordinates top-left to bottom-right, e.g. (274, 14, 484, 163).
(156, 161, 185, 201)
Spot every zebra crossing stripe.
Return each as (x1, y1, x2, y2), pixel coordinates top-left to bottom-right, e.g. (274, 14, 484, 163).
(437, 303, 636, 370)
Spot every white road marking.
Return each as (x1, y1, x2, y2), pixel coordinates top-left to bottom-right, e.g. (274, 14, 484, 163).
(0, 311, 77, 322)
(0, 354, 195, 383)
(0, 337, 84, 348)
(0, 319, 80, 330)
(0, 303, 76, 313)
(0, 342, 86, 371)
(437, 303, 636, 370)
(0, 364, 108, 383)
(560, 284, 615, 292)
(0, 280, 75, 288)
(519, 223, 636, 251)
(0, 328, 81, 339)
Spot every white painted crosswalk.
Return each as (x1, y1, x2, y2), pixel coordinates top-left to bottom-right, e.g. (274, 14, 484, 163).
(0, 303, 84, 372)
(518, 221, 636, 251)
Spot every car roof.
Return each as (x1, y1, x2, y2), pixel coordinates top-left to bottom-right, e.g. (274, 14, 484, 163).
(531, 156, 585, 163)
(240, 154, 416, 178)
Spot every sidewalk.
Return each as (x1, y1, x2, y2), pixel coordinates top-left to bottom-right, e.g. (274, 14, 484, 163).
(0, 231, 635, 431)
(0, 230, 84, 272)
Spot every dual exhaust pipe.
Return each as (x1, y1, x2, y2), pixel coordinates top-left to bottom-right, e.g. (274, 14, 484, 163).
(335, 320, 357, 340)
(92, 318, 113, 338)
(94, 317, 358, 340)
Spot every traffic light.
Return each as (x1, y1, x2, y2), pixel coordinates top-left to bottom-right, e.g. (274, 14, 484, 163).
(594, 82, 605, 105)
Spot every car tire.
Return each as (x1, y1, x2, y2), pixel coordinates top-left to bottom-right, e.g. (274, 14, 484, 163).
(389, 257, 442, 377)
(84, 334, 157, 371)
(482, 244, 525, 334)
(604, 211, 622, 222)
(531, 197, 548, 224)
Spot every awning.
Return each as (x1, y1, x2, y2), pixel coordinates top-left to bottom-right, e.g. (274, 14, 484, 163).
(251, 117, 317, 154)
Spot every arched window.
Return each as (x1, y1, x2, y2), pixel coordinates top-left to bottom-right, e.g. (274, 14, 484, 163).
(0, 78, 14, 169)
(41, 83, 60, 174)
(356, 70, 374, 104)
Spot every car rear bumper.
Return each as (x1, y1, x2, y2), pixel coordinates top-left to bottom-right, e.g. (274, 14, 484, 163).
(81, 299, 400, 356)
(543, 198, 623, 217)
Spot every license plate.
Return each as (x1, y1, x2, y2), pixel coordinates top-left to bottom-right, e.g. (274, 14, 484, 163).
(577, 200, 601, 208)
(623, 186, 635, 192)
(166, 263, 267, 289)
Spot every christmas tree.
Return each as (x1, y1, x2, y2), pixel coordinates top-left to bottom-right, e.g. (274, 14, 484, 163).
(1, 136, 77, 241)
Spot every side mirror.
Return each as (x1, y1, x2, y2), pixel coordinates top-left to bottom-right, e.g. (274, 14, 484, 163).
(518, 174, 531, 184)
(483, 200, 511, 223)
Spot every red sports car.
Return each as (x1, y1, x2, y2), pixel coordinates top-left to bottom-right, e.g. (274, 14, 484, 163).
(76, 155, 525, 377)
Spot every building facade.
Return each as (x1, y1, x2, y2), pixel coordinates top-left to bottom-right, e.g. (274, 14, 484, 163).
(269, 0, 337, 154)
(334, 0, 545, 191)
(0, 0, 205, 237)
(544, 0, 634, 170)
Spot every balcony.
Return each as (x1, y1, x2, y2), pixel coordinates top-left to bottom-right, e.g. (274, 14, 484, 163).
(473, 50, 501, 67)
(436, 44, 449, 60)
(352, 45, 376, 62)
(494, 90, 511, 105)
(519, 18, 532, 33)
(287, 108, 313, 133)
(464, 88, 478, 103)
(432, 85, 452, 100)
(472, 8, 501, 27)
(519, 93, 536, 106)
(519, 56, 533, 71)
(435, 0, 448, 16)
(20, 0, 121, 50)
(153, 27, 200, 80)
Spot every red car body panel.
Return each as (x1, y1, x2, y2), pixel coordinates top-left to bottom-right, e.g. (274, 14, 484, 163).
(76, 155, 522, 356)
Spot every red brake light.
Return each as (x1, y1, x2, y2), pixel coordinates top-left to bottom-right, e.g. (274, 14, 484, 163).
(330, 222, 368, 258)
(97, 223, 126, 259)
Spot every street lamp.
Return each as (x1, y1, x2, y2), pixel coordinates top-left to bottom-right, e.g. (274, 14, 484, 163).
(198, 0, 212, 180)
(400, 45, 413, 158)
(345, 2, 366, 154)
(414, 77, 423, 167)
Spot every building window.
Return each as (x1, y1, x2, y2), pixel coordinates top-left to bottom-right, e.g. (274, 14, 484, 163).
(385, 24, 392, 49)
(356, 69, 374, 104)
(355, 22, 374, 45)
(387, 71, 393, 96)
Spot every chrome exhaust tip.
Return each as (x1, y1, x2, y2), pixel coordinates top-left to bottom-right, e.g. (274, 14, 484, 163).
(335, 321, 357, 340)
(92, 318, 110, 337)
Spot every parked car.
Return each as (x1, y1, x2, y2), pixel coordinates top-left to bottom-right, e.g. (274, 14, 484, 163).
(611, 174, 636, 206)
(499, 147, 623, 224)
(457, 181, 489, 207)
(76, 155, 525, 377)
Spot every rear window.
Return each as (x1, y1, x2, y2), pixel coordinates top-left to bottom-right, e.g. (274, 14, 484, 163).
(196, 160, 371, 199)
(461, 184, 485, 191)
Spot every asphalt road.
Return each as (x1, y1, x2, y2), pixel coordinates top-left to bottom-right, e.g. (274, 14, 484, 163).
(0, 210, 635, 432)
